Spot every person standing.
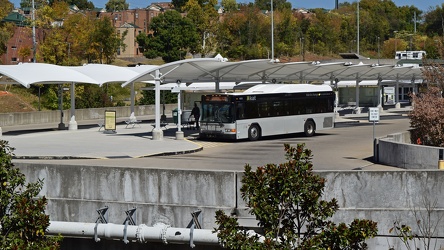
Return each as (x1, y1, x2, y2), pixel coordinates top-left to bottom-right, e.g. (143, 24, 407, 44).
(190, 103, 200, 130)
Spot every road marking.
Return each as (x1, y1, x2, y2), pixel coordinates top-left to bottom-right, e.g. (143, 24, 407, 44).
(187, 139, 229, 149)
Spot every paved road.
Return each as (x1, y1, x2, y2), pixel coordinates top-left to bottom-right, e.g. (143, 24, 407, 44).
(11, 115, 410, 171)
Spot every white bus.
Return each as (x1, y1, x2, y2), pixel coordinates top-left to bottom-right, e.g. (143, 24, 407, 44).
(199, 84, 335, 140)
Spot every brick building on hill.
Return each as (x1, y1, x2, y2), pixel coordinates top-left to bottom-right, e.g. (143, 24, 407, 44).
(1, 2, 173, 65)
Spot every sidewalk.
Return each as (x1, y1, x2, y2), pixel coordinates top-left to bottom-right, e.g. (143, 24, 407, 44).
(334, 105, 411, 125)
(1, 118, 203, 159)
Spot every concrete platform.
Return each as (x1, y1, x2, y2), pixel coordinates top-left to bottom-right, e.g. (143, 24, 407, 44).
(2, 122, 202, 159)
(0, 106, 412, 159)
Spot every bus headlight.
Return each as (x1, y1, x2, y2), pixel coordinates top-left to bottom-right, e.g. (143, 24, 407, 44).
(225, 129, 236, 133)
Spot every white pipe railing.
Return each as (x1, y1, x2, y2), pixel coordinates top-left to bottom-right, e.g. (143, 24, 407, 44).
(47, 221, 220, 247)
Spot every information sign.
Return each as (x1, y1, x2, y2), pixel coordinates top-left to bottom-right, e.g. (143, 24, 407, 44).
(105, 110, 116, 131)
(368, 107, 380, 122)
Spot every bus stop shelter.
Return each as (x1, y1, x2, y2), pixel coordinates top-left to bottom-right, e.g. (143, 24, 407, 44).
(122, 58, 423, 140)
(0, 59, 423, 139)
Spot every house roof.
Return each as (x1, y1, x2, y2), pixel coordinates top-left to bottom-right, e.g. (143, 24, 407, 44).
(3, 12, 27, 25)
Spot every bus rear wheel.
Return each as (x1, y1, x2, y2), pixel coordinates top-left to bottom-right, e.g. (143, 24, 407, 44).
(304, 120, 315, 137)
(248, 124, 260, 141)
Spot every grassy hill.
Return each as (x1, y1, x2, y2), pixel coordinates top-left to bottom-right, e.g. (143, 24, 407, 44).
(0, 90, 37, 113)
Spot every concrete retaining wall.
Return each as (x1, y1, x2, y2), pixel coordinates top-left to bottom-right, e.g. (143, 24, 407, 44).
(0, 104, 177, 126)
(15, 163, 444, 249)
(377, 131, 444, 169)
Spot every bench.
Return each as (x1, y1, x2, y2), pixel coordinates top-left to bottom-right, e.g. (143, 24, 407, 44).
(151, 123, 168, 132)
(125, 118, 142, 128)
(98, 121, 104, 131)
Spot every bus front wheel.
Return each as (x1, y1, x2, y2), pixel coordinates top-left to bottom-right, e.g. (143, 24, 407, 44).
(248, 124, 260, 141)
(304, 120, 315, 137)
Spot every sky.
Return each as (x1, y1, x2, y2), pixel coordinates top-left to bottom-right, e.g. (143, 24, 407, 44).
(9, 0, 443, 12)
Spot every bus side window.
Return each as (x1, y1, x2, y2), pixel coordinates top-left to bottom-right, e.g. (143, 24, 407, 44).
(245, 102, 258, 119)
(236, 103, 245, 120)
(258, 102, 268, 117)
(272, 101, 282, 116)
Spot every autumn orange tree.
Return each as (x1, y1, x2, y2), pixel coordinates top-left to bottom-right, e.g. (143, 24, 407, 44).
(215, 144, 378, 249)
(409, 62, 444, 146)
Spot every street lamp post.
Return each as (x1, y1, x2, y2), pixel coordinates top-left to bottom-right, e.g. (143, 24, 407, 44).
(377, 36, 380, 65)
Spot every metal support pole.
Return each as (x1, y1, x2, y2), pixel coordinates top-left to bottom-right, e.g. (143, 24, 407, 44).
(152, 69, 163, 140)
(58, 84, 65, 130)
(130, 82, 136, 120)
(175, 84, 184, 140)
(355, 74, 361, 114)
(395, 74, 401, 109)
(68, 82, 78, 130)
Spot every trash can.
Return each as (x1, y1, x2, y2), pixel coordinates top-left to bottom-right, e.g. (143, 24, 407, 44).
(172, 108, 179, 124)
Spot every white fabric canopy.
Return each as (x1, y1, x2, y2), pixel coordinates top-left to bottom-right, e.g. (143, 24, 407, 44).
(122, 59, 423, 87)
(0, 63, 100, 88)
(69, 64, 141, 85)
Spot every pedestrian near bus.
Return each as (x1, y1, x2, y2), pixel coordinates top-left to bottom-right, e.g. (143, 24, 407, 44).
(190, 103, 200, 130)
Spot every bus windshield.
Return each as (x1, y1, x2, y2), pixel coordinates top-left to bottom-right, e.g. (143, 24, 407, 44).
(201, 102, 234, 123)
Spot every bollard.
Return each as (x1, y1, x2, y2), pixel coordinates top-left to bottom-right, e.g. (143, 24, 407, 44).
(439, 160, 444, 170)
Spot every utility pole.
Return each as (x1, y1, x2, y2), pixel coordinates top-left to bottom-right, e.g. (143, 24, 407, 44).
(357, 0, 360, 55)
(271, 0, 274, 62)
(32, 0, 36, 63)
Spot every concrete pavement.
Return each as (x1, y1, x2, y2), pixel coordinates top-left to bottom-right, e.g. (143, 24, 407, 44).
(0, 105, 411, 159)
(2, 117, 203, 159)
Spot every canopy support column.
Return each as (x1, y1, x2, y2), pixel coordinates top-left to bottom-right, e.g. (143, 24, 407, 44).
(130, 83, 136, 120)
(332, 77, 339, 118)
(175, 86, 184, 140)
(58, 84, 66, 130)
(395, 74, 401, 109)
(377, 76, 383, 113)
(411, 74, 416, 108)
(355, 74, 361, 114)
(152, 69, 163, 140)
(68, 82, 78, 130)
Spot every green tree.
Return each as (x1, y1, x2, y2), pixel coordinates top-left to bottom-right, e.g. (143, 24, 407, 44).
(88, 16, 127, 64)
(137, 10, 198, 63)
(423, 4, 444, 37)
(183, 0, 219, 57)
(47, 0, 94, 9)
(215, 144, 378, 249)
(0, 0, 14, 58)
(0, 140, 62, 249)
(138, 87, 177, 105)
(221, 0, 237, 13)
(20, 0, 47, 9)
(254, 0, 290, 11)
(171, 0, 187, 11)
(105, 0, 128, 12)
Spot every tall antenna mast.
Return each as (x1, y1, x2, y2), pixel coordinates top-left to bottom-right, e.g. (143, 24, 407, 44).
(271, 0, 274, 62)
(32, 0, 36, 63)
(357, 0, 360, 55)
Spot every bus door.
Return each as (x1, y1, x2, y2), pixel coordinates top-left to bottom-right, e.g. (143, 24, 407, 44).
(235, 102, 249, 139)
